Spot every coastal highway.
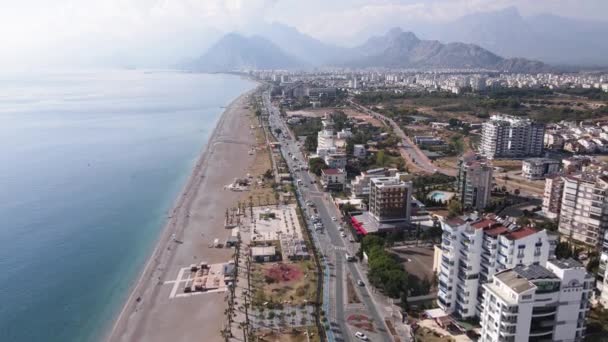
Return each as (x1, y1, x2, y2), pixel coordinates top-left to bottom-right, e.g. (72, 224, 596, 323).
(349, 99, 456, 177)
(263, 92, 397, 342)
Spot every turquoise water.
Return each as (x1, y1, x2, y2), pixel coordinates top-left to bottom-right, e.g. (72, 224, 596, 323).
(0, 70, 255, 342)
(429, 191, 454, 202)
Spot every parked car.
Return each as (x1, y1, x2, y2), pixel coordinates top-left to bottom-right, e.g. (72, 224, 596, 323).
(357, 280, 365, 286)
(355, 332, 368, 340)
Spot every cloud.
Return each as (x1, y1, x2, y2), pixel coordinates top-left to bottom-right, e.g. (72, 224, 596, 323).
(0, 0, 280, 68)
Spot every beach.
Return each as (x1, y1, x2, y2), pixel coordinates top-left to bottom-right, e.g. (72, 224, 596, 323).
(107, 86, 259, 342)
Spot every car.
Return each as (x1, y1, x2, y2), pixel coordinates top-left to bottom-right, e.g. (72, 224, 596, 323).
(340, 232, 346, 238)
(355, 332, 368, 340)
(357, 280, 365, 286)
(331, 217, 337, 221)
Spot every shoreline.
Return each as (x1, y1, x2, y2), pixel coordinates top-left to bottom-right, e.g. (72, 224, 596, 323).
(106, 84, 259, 342)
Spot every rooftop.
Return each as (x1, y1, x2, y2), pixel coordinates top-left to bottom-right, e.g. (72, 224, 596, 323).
(503, 226, 539, 240)
(322, 168, 344, 175)
(495, 269, 536, 294)
(251, 246, 276, 257)
(512, 264, 558, 281)
(549, 258, 584, 270)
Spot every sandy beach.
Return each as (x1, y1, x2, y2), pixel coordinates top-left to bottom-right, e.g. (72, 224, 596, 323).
(107, 86, 259, 342)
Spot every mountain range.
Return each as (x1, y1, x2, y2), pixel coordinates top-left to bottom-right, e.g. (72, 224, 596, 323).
(392, 7, 608, 67)
(185, 26, 550, 73)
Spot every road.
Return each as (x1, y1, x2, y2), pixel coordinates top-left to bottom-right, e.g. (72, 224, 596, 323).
(263, 92, 399, 342)
(349, 99, 456, 177)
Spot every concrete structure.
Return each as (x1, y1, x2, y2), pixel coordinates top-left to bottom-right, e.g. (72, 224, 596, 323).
(456, 153, 493, 211)
(368, 174, 413, 223)
(521, 158, 560, 180)
(251, 246, 279, 262)
(353, 144, 367, 158)
(324, 153, 347, 169)
(558, 172, 608, 246)
(480, 114, 545, 159)
(321, 168, 346, 191)
(414, 136, 445, 146)
(480, 259, 592, 342)
(350, 168, 399, 198)
(437, 215, 557, 319)
(542, 175, 564, 219)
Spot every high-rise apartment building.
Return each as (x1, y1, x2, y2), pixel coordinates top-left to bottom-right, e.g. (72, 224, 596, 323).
(542, 175, 564, 220)
(456, 153, 493, 211)
(437, 215, 556, 318)
(480, 259, 592, 342)
(480, 114, 545, 159)
(558, 173, 608, 246)
(368, 175, 413, 223)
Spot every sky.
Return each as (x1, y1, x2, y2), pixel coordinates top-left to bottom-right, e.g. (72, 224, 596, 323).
(1, 0, 607, 68)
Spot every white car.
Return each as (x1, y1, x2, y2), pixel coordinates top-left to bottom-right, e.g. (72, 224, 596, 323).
(331, 217, 337, 221)
(355, 332, 368, 340)
(340, 232, 346, 238)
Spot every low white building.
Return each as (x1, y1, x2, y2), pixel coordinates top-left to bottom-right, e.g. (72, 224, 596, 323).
(324, 153, 347, 169)
(480, 259, 592, 342)
(522, 158, 560, 180)
(437, 215, 557, 318)
(321, 168, 346, 191)
(350, 168, 399, 198)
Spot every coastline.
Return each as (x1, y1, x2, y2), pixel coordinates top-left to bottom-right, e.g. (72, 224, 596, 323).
(106, 84, 260, 342)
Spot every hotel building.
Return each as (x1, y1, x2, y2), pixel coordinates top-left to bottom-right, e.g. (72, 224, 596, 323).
(480, 259, 592, 342)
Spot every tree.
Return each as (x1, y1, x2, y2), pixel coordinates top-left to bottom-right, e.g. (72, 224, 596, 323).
(555, 241, 573, 259)
(274, 128, 282, 135)
(448, 200, 462, 217)
(376, 150, 386, 167)
(587, 256, 600, 274)
(426, 223, 443, 244)
(308, 157, 327, 176)
(304, 134, 317, 152)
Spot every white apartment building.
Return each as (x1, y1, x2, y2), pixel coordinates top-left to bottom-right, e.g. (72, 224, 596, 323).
(350, 168, 399, 198)
(320, 168, 346, 191)
(542, 175, 564, 219)
(368, 174, 413, 223)
(558, 172, 608, 246)
(437, 215, 556, 319)
(480, 259, 592, 342)
(456, 153, 493, 211)
(480, 114, 545, 159)
(522, 158, 560, 180)
(316, 114, 337, 158)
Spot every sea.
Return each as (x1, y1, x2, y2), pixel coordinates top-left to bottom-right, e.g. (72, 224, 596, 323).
(0, 70, 256, 342)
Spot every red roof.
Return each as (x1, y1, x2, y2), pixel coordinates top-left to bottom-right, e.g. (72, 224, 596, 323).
(484, 226, 508, 237)
(351, 217, 368, 235)
(322, 168, 342, 175)
(504, 227, 538, 240)
(471, 219, 495, 229)
(446, 217, 465, 226)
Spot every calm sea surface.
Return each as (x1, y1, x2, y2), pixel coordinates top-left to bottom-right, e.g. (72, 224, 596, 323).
(0, 70, 256, 341)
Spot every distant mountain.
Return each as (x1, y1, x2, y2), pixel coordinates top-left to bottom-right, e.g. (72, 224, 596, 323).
(341, 28, 548, 72)
(254, 22, 349, 66)
(185, 33, 303, 72)
(187, 28, 550, 73)
(432, 7, 608, 66)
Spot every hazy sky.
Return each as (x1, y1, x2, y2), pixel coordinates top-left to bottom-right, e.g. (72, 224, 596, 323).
(1, 0, 607, 68)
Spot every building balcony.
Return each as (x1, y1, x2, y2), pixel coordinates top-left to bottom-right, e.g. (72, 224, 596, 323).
(529, 328, 554, 337)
